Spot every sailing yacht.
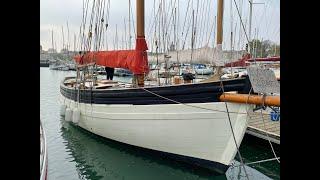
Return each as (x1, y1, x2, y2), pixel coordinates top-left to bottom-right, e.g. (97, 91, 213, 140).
(60, 0, 254, 173)
(194, 64, 214, 75)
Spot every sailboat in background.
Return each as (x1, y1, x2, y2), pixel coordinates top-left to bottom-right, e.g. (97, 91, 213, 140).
(59, 0, 279, 173)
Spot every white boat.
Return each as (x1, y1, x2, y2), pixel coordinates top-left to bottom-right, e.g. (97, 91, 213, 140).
(60, 77, 252, 173)
(194, 65, 214, 75)
(49, 63, 69, 71)
(157, 63, 179, 78)
(67, 63, 76, 71)
(40, 121, 48, 180)
(96, 66, 106, 75)
(179, 64, 196, 76)
(60, 66, 69, 71)
(221, 67, 248, 79)
(114, 68, 133, 76)
(194, 68, 213, 75)
(60, 0, 253, 174)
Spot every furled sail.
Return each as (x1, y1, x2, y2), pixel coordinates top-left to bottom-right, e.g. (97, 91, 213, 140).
(148, 45, 245, 65)
(74, 37, 149, 75)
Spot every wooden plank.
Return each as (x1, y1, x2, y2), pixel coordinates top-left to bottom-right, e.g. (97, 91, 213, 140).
(246, 111, 280, 144)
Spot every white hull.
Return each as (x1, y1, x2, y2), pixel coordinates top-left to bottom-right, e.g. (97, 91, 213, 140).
(114, 68, 133, 76)
(61, 96, 251, 172)
(195, 68, 214, 75)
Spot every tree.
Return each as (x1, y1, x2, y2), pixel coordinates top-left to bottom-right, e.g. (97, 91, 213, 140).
(248, 39, 280, 57)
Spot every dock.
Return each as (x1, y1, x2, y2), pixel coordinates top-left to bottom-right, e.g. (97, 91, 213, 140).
(40, 60, 50, 67)
(246, 111, 280, 144)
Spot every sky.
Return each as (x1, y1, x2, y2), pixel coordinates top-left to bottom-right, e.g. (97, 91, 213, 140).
(40, 0, 280, 52)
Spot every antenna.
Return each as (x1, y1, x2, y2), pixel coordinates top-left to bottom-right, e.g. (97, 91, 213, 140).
(61, 26, 65, 52)
(248, 0, 264, 53)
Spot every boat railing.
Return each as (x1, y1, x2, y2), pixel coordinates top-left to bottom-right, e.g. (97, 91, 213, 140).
(40, 120, 47, 180)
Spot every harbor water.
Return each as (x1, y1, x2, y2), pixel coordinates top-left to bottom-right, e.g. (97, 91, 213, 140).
(40, 68, 279, 180)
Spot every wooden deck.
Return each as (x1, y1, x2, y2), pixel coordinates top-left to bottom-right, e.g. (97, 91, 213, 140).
(246, 111, 280, 144)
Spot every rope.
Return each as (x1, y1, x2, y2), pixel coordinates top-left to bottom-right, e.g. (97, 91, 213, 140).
(139, 86, 249, 115)
(161, 0, 177, 53)
(129, 78, 248, 114)
(232, 157, 280, 167)
(206, 15, 216, 47)
(181, 0, 192, 41)
(199, 0, 211, 48)
(194, 0, 206, 49)
(107, 0, 111, 49)
(232, 0, 250, 45)
(129, 1, 136, 39)
(220, 81, 250, 180)
(137, 84, 254, 180)
(181, 2, 193, 50)
(259, 104, 280, 163)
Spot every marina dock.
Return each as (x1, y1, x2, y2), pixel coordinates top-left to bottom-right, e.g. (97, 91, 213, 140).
(246, 111, 280, 144)
(40, 60, 50, 67)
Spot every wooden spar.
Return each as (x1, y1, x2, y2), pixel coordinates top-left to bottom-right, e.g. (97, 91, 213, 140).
(216, 0, 224, 45)
(134, 0, 145, 87)
(213, 0, 224, 78)
(219, 93, 280, 107)
(136, 0, 144, 37)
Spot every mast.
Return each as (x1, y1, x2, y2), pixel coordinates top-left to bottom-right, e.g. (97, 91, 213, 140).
(174, 8, 177, 52)
(155, 1, 160, 86)
(213, 15, 216, 48)
(129, 0, 132, 49)
(136, 0, 144, 38)
(74, 33, 76, 52)
(67, 21, 70, 52)
(191, 9, 195, 64)
(158, 1, 161, 53)
(248, 0, 264, 54)
(62, 26, 65, 52)
(230, 0, 233, 76)
(216, 0, 223, 46)
(249, 0, 253, 45)
(134, 0, 146, 87)
(260, 37, 263, 58)
(175, 6, 180, 75)
(215, 0, 224, 76)
(162, 0, 165, 53)
(55, 41, 57, 54)
(115, 24, 118, 50)
(51, 29, 54, 52)
(124, 18, 127, 49)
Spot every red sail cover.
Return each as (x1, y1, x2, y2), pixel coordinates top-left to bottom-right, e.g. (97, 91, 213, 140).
(225, 54, 251, 67)
(225, 54, 280, 67)
(247, 56, 280, 62)
(74, 36, 149, 74)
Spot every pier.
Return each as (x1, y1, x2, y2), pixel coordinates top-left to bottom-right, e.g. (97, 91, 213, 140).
(246, 111, 280, 144)
(40, 60, 50, 67)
